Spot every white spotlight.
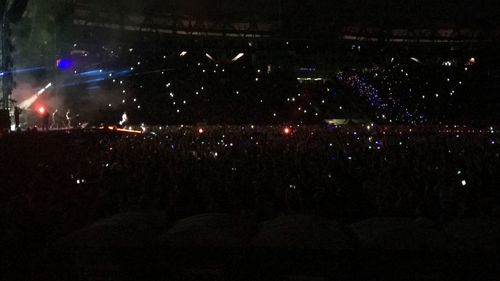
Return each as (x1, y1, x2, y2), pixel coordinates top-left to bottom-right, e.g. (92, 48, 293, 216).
(231, 53, 245, 62)
(205, 53, 216, 62)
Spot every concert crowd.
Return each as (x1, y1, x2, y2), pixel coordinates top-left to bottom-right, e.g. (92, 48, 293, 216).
(1, 125, 499, 278)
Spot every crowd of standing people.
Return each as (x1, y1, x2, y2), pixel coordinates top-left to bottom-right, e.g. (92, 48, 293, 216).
(0, 124, 499, 279)
(1, 125, 499, 242)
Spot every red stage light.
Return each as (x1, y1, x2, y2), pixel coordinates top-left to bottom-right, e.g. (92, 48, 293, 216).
(38, 107, 45, 114)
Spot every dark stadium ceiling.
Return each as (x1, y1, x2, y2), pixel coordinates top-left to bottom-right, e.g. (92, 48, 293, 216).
(76, 0, 500, 27)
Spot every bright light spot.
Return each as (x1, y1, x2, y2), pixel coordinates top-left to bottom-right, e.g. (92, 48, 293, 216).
(38, 107, 45, 114)
(231, 53, 245, 62)
(179, 51, 187, 57)
(198, 128, 204, 134)
(205, 53, 215, 61)
(461, 180, 467, 186)
(410, 57, 421, 63)
(283, 127, 291, 135)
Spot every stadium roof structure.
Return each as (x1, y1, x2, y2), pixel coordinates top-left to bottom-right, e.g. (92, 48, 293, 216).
(72, 0, 500, 43)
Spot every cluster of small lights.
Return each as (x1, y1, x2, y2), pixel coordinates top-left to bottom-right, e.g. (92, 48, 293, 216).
(338, 72, 414, 123)
(65, 42, 484, 126)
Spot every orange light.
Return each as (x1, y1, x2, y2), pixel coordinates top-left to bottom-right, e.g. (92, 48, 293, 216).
(283, 127, 291, 135)
(101, 126, 143, 134)
(469, 57, 476, 64)
(38, 107, 45, 114)
(115, 128, 143, 134)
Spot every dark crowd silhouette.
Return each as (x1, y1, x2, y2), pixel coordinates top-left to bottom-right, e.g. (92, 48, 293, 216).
(1, 126, 499, 280)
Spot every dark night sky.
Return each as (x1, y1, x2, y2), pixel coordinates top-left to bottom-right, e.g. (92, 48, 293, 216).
(74, 0, 500, 27)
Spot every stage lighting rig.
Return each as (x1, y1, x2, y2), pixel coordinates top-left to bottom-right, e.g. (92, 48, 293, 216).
(1, 0, 30, 129)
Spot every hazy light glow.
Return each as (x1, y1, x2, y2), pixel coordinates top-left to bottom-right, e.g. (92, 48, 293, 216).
(18, 83, 53, 110)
